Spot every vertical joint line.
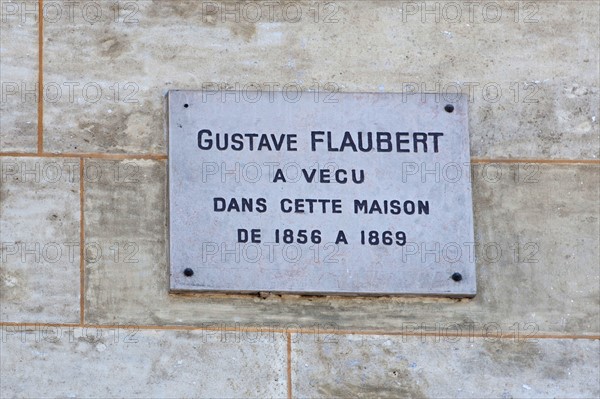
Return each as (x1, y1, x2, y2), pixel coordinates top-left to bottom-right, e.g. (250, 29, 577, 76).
(287, 332, 293, 399)
(79, 158, 85, 325)
(37, 0, 44, 154)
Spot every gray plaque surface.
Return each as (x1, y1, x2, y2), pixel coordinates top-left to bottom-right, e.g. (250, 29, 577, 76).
(168, 91, 475, 296)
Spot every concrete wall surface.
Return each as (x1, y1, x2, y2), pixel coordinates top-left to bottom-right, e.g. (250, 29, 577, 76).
(1, 0, 598, 397)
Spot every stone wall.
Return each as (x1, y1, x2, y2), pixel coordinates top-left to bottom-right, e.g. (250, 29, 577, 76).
(1, 1, 598, 397)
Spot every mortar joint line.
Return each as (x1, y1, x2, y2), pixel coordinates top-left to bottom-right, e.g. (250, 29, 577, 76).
(0, 322, 598, 341)
(0, 152, 598, 165)
(287, 332, 293, 399)
(37, 0, 44, 154)
(79, 158, 85, 325)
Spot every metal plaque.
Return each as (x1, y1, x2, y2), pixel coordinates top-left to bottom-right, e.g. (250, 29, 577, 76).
(168, 91, 476, 296)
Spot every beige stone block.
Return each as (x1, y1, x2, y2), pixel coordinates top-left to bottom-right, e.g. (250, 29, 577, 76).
(291, 334, 600, 398)
(0, 0, 38, 152)
(84, 160, 599, 335)
(0, 157, 80, 323)
(43, 1, 598, 158)
(0, 326, 287, 397)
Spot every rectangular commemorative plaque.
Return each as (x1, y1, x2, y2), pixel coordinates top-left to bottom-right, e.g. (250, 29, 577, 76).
(168, 91, 476, 296)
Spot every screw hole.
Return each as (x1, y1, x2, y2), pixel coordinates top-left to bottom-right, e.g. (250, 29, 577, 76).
(451, 272, 462, 282)
(183, 268, 194, 277)
(444, 104, 454, 113)
(184, 104, 189, 108)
